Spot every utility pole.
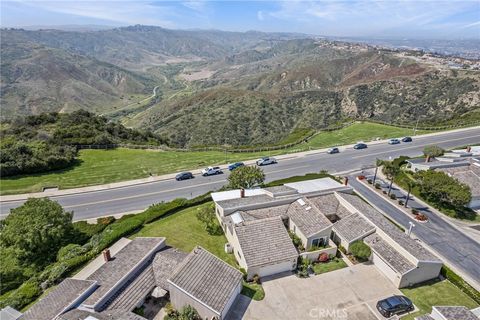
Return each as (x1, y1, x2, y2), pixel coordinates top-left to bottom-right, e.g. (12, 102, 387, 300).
(414, 117, 420, 136)
(406, 221, 415, 237)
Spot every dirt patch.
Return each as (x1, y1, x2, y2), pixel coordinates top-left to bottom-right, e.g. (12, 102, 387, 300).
(180, 69, 215, 81)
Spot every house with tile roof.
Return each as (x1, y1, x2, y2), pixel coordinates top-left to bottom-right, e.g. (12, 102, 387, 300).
(168, 246, 243, 320)
(14, 238, 237, 320)
(212, 177, 443, 288)
(415, 305, 480, 320)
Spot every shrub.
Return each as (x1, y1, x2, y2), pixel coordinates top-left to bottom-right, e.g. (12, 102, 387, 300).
(411, 208, 419, 215)
(415, 214, 428, 221)
(358, 175, 366, 180)
(0, 279, 42, 310)
(398, 200, 404, 206)
(367, 179, 373, 184)
(382, 190, 388, 194)
(338, 245, 347, 254)
(253, 274, 261, 284)
(441, 266, 480, 304)
(375, 183, 381, 189)
(239, 268, 247, 281)
(318, 253, 329, 263)
(390, 193, 397, 200)
(97, 216, 116, 225)
(349, 241, 371, 261)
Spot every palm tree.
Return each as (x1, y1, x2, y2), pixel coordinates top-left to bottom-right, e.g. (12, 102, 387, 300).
(404, 180, 415, 208)
(383, 162, 400, 196)
(373, 158, 383, 184)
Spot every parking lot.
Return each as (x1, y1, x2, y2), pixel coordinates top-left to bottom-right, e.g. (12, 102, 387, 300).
(228, 263, 406, 320)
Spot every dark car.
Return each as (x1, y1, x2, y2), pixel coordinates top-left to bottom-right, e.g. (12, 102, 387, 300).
(353, 143, 368, 150)
(376, 295, 413, 317)
(228, 162, 245, 171)
(402, 136, 413, 142)
(327, 147, 339, 154)
(175, 172, 194, 181)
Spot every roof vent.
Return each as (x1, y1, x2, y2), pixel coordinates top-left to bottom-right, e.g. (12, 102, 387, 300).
(297, 199, 306, 206)
(305, 206, 312, 211)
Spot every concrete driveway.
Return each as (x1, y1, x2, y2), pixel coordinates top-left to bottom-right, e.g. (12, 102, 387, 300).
(227, 263, 403, 320)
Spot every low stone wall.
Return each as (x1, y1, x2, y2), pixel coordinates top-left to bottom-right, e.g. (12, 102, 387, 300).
(300, 240, 338, 262)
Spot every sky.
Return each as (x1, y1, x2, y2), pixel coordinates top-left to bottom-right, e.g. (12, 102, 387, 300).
(1, 0, 479, 39)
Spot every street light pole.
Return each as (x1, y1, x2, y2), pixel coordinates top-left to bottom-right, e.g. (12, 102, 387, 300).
(407, 221, 415, 237)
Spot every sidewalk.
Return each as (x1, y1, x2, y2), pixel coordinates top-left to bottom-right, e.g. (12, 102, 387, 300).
(1, 125, 478, 202)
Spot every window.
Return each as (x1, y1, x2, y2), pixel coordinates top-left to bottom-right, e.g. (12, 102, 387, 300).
(312, 237, 326, 247)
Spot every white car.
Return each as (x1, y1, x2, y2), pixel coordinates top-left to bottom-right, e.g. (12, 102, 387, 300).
(201, 166, 223, 176)
(388, 138, 401, 145)
(256, 157, 277, 166)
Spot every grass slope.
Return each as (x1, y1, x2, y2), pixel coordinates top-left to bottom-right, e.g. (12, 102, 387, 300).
(132, 203, 237, 266)
(401, 279, 479, 320)
(0, 123, 425, 195)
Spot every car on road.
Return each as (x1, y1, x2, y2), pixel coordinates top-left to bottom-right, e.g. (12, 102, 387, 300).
(388, 138, 401, 145)
(201, 166, 223, 176)
(327, 147, 340, 154)
(228, 162, 245, 171)
(353, 143, 368, 150)
(402, 136, 413, 142)
(376, 295, 413, 318)
(175, 172, 194, 181)
(256, 157, 277, 166)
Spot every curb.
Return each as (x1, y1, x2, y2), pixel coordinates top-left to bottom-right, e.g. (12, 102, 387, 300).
(1, 126, 479, 202)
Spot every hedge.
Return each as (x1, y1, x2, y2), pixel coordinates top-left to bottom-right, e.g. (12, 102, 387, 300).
(0, 192, 213, 310)
(441, 266, 480, 304)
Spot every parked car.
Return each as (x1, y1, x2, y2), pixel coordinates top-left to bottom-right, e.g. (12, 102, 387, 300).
(256, 157, 277, 166)
(201, 166, 223, 176)
(388, 138, 401, 145)
(228, 162, 245, 171)
(376, 295, 414, 318)
(175, 172, 194, 181)
(402, 136, 413, 142)
(327, 147, 340, 154)
(353, 143, 368, 150)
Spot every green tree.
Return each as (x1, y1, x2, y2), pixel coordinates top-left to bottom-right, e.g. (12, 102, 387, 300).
(383, 162, 400, 195)
(228, 166, 265, 189)
(0, 198, 73, 266)
(195, 204, 222, 235)
(404, 180, 416, 208)
(349, 241, 371, 261)
(417, 171, 471, 210)
(423, 145, 445, 162)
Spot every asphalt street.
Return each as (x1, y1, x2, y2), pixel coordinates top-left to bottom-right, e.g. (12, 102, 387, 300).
(349, 178, 480, 286)
(1, 127, 480, 220)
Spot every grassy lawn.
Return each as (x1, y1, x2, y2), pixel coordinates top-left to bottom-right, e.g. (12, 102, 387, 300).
(0, 122, 428, 195)
(241, 282, 265, 301)
(312, 258, 348, 275)
(400, 279, 479, 320)
(131, 202, 237, 266)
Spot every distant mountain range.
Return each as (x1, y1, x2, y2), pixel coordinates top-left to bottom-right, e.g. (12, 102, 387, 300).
(1, 25, 479, 147)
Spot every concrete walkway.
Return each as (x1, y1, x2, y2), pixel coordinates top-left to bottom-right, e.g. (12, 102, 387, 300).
(2, 126, 478, 202)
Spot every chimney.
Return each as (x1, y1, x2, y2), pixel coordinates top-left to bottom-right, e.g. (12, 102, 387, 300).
(240, 188, 245, 198)
(467, 146, 471, 153)
(344, 177, 349, 186)
(103, 249, 112, 262)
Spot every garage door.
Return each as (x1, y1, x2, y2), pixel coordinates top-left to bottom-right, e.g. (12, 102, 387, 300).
(257, 261, 294, 278)
(372, 253, 399, 285)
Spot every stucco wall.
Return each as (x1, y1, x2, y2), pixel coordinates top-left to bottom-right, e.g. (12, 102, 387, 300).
(169, 282, 220, 320)
(300, 239, 338, 262)
(398, 261, 443, 288)
(221, 283, 242, 319)
(246, 258, 297, 280)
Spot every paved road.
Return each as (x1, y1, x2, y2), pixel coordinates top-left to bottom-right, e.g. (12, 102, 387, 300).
(349, 178, 480, 286)
(1, 127, 479, 220)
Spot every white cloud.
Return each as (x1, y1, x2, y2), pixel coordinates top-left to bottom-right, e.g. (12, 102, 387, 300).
(257, 10, 264, 21)
(11, 0, 177, 27)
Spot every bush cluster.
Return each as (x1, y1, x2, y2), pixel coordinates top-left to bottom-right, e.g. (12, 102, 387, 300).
(441, 266, 480, 304)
